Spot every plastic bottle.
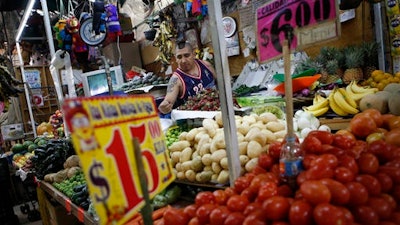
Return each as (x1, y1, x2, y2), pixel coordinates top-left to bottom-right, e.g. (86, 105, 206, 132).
(279, 136, 303, 189)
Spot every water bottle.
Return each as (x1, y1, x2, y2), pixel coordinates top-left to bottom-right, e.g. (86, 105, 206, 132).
(279, 136, 303, 189)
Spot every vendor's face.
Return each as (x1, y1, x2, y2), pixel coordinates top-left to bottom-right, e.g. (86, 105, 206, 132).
(176, 46, 195, 73)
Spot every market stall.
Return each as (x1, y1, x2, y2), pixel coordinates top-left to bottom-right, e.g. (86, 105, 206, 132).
(1, 0, 400, 224)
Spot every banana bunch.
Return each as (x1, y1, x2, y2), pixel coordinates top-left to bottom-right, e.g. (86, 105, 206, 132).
(303, 94, 330, 117)
(345, 80, 379, 102)
(328, 88, 359, 116)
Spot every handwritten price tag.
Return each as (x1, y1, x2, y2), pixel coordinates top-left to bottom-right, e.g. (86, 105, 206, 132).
(256, 0, 338, 62)
(63, 95, 175, 225)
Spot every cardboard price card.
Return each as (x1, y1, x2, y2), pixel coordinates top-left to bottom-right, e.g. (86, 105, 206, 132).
(63, 95, 175, 225)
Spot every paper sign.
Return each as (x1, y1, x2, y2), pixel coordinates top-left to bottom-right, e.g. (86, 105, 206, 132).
(24, 69, 41, 89)
(256, 0, 338, 62)
(63, 95, 175, 225)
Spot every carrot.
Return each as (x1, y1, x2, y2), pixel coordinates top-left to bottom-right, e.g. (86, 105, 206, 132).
(152, 205, 170, 221)
(153, 218, 165, 225)
(125, 213, 142, 225)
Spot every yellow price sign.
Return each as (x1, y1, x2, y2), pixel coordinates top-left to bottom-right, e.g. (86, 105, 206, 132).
(63, 95, 175, 225)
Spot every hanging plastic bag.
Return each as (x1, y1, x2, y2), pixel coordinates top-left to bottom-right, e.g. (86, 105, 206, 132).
(105, 3, 121, 34)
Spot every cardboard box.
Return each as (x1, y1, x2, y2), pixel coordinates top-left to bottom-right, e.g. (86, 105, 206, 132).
(1, 124, 24, 141)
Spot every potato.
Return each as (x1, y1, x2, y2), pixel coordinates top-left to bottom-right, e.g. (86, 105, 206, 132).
(247, 141, 264, 158)
(179, 131, 188, 141)
(197, 171, 213, 183)
(199, 143, 211, 156)
(245, 158, 259, 172)
(176, 171, 185, 180)
(250, 121, 267, 130)
(237, 132, 245, 142)
(211, 149, 227, 163)
(192, 150, 200, 159)
(185, 170, 196, 182)
(203, 165, 212, 171)
(211, 133, 225, 152)
(212, 162, 222, 174)
(201, 153, 212, 166)
(191, 156, 203, 172)
(239, 141, 248, 155)
(186, 128, 200, 141)
(64, 155, 80, 169)
(197, 135, 211, 151)
(274, 130, 287, 139)
(203, 118, 219, 137)
(239, 155, 249, 166)
(246, 130, 267, 146)
(237, 122, 250, 136)
(44, 173, 57, 183)
(195, 131, 208, 143)
(261, 129, 277, 144)
(220, 157, 229, 169)
(211, 174, 219, 183)
(266, 121, 286, 132)
(169, 140, 191, 152)
(180, 147, 193, 162)
(67, 167, 82, 178)
(175, 162, 182, 172)
(181, 161, 193, 171)
(243, 115, 257, 125)
(217, 170, 230, 184)
(215, 112, 223, 127)
(259, 112, 278, 123)
(170, 152, 181, 164)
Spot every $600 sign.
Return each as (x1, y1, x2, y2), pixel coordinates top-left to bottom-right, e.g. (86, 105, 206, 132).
(63, 95, 175, 225)
(256, 0, 337, 62)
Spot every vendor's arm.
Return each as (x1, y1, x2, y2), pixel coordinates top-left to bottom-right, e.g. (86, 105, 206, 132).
(158, 74, 182, 114)
(202, 60, 217, 80)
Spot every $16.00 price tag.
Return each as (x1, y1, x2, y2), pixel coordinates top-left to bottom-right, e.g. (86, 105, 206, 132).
(256, 0, 338, 62)
(63, 95, 175, 225)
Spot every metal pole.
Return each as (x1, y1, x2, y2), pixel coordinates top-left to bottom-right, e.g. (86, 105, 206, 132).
(41, 0, 64, 106)
(373, 3, 386, 71)
(16, 43, 37, 137)
(208, 0, 241, 187)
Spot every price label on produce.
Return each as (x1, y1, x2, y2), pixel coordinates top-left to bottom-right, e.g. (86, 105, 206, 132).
(63, 95, 175, 225)
(256, 0, 339, 62)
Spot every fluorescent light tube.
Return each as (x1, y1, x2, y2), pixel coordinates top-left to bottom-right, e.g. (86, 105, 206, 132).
(15, 0, 36, 42)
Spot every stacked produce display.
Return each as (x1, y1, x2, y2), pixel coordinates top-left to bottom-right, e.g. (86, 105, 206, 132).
(155, 109, 400, 225)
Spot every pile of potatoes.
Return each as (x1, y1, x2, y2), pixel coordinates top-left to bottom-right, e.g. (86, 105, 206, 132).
(168, 112, 287, 185)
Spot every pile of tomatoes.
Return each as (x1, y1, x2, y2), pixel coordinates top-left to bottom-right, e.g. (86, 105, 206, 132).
(160, 109, 400, 225)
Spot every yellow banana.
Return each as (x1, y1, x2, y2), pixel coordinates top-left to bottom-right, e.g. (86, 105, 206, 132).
(304, 106, 329, 117)
(350, 80, 378, 94)
(333, 88, 359, 114)
(328, 90, 349, 116)
(313, 94, 327, 105)
(346, 84, 378, 102)
(338, 87, 358, 109)
(304, 97, 329, 111)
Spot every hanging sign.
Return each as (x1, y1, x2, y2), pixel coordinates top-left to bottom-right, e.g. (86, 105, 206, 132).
(256, 0, 339, 62)
(63, 95, 175, 225)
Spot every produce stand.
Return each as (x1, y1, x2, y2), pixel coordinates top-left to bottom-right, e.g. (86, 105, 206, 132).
(319, 117, 352, 131)
(38, 181, 97, 225)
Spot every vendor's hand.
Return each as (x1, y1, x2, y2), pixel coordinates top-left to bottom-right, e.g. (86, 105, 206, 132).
(158, 100, 173, 114)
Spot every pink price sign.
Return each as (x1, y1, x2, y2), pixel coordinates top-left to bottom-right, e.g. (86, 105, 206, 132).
(256, 0, 337, 62)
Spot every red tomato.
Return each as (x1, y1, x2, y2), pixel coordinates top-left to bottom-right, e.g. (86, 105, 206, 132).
(268, 141, 283, 161)
(308, 130, 334, 145)
(227, 195, 249, 212)
(300, 180, 331, 205)
(389, 212, 400, 224)
(335, 129, 356, 141)
(313, 203, 345, 225)
(196, 203, 216, 224)
(252, 165, 268, 175)
(256, 181, 278, 203)
(262, 196, 290, 221)
(345, 182, 369, 206)
(381, 114, 396, 130)
(243, 211, 267, 225)
(249, 173, 275, 193)
(213, 189, 228, 205)
(379, 165, 400, 185)
(339, 155, 359, 175)
(376, 172, 393, 193)
(385, 129, 400, 147)
(209, 206, 230, 225)
(258, 153, 274, 170)
(289, 199, 313, 225)
(320, 178, 350, 205)
(243, 202, 263, 216)
(333, 133, 356, 150)
(324, 144, 346, 158)
(234, 176, 252, 194)
(311, 154, 339, 169)
(241, 187, 257, 202)
(183, 204, 198, 218)
(368, 139, 392, 163)
(337, 206, 354, 224)
(224, 187, 237, 197)
(358, 152, 380, 174)
(195, 191, 216, 206)
(188, 217, 200, 225)
(363, 108, 383, 128)
(378, 222, 397, 225)
(355, 174, 382, 196)
(303, 154, 318, 170)
(224, 212, 245, 225)
(301, 135, 322, 154)
(271, 222, 290, 225)
(296, 171, 308, 186)
(305, 166, 334, 180)
(352, 205, 379, 225)
(334, 166, 355, 183)
(350, 114, 377, 138)
(367, 197, 393, 220)
(391, 185, 400, 202)
(164, 207, 190, 225)
(380, 193, 397, 210)
(388, 116, 400, 130)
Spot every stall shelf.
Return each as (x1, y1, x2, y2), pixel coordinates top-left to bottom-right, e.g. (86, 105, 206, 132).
(38, 181, 97, 225)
